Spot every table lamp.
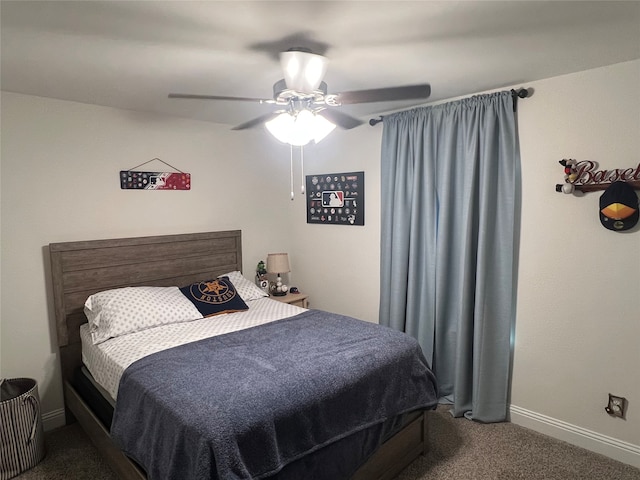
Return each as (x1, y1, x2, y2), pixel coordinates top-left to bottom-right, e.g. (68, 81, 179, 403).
(266, 253, 290, 296)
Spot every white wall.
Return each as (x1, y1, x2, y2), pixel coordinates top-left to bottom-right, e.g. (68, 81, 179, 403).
(284, 125, 382, 323)
(510, 60, 640, 466)
(0, 93, 293, 426)
(1, 59, 638, 467)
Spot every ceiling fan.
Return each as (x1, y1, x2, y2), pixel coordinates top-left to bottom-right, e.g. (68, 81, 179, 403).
(168, 48, 431, 143)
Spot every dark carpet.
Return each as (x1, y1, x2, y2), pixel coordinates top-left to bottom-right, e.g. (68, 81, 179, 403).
(15, 406, 640, 479)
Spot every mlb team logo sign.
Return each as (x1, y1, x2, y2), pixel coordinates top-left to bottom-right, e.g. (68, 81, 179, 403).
(306, 171, 364, 226)
(322, 191, 344, 207)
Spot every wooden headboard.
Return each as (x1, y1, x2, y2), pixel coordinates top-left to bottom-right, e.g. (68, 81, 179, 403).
(49, 230, 242, 386)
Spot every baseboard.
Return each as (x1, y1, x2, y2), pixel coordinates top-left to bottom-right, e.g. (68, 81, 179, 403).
(510, 405, 640, 469)
(42, 408, 66, 432)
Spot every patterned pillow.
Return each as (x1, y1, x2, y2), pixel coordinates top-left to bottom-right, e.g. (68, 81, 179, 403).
(85, 286, 203, 345)
(220, 271, 268, 302)
(179, 277, 249, 317)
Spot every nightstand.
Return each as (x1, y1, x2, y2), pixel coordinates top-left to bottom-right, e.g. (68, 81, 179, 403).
(271, 292, 309, 308)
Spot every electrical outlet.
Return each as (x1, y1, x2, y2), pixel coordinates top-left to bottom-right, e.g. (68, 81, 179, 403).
(605, 394, 627, 418)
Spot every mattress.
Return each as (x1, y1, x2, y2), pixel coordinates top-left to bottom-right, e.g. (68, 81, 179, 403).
(80, 297, 306, 400)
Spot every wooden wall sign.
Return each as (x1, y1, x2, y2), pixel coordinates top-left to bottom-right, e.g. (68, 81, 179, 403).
(306, 171, 364, 225)
(120, 158, 190, 190)
(555, 159, 640, 194)
(120, 171, 191, 190)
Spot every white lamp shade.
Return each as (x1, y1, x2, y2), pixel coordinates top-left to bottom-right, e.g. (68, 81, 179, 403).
(266, 253, 290, 274)
(313, 114, 337, 143)
(265, 110, 336, 146)
(280, 51, 328, 93)
(289, 109, 315, 146)
(265, 113, 296, 144)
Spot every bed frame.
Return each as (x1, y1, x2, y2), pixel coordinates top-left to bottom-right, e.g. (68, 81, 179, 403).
(49, 230, 429, 480)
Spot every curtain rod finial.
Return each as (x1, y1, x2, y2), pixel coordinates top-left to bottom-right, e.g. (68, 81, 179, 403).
(512, 88, 530, 99)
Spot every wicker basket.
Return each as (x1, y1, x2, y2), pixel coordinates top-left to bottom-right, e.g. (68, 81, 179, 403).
(0, 378, 46, 479)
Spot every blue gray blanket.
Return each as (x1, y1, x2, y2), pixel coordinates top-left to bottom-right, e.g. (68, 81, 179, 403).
(110, 310, 438, 480)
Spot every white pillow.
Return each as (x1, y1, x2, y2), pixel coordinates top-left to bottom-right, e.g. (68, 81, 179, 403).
(84, 286, 203, 344)
(220, 271, 268, 302)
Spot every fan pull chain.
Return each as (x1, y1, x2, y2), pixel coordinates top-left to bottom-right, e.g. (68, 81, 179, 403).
(289, 145, 295, 201)
(300, 146, 305, 195)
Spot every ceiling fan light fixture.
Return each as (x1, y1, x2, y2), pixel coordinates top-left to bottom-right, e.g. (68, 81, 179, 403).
(280, 51, 328, 93)
(265, 112, 296, 144)
(291, 109, 315, 145)
(265, 109, 336, 146)
(312, 114, 336, 143)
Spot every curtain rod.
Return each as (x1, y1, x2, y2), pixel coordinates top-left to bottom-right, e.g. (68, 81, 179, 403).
(368, 88, 531, 126)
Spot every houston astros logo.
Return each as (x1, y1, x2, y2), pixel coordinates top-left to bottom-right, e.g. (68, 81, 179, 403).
(192, 279, 236, 304)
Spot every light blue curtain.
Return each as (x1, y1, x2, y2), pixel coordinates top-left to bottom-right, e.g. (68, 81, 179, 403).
(379, 91, 521, 423)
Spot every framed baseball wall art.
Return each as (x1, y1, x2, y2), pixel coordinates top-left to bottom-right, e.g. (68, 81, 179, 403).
(306, 171, 364, 225)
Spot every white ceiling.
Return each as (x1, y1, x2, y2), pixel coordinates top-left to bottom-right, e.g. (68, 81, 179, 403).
(2, 1, 639, 128)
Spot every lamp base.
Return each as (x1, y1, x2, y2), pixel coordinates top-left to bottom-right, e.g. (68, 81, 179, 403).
(269, 277, 289, 296)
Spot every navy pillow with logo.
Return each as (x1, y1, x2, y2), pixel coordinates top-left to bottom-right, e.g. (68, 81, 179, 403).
(179, 277, 249, 317)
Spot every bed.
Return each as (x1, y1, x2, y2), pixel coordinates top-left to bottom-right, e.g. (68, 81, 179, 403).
(49, 230, 437, 480)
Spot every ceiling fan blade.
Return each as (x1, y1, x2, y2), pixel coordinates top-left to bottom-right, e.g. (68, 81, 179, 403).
(334, 84, 431, 105)
(169, 93, 273, 103)
(231, 112, 281, 130)
(318, 109, 364, 130)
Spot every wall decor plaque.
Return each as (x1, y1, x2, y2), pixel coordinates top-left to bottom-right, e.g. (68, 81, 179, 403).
(306, 171, 364, 225)
(120, 158, 191, 190)
(120, 171, 191, 190)
(555, 159, 640, 194)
